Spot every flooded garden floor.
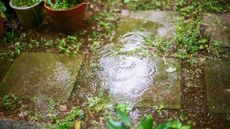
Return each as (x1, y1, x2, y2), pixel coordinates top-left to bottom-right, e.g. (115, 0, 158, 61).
(0, 2, 230, 129)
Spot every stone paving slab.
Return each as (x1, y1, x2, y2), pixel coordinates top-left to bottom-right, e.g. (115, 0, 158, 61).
(1, 52, 83, 102)
(99, 14, 181, 109)
(100, 29, 181, 109)
(0, 118, 45, 129)
(121, 10, 177, 38)
(136, 58, 181, 109)
(100, 55, 181, 109)
(114, 17, 161, 41)
(205, 60, 230, 113)
(0, 60, 11, 82)
(203, 13, 230, 47)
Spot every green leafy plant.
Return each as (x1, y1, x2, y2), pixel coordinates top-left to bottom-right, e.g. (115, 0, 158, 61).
(0, 1, 6, 18)
(46, 0, 84, 10)
(123, 0, 172, 10)
(57, 35, 81, 54)
(2, 94, 18, 110)
(106, 104, 191, 129)
(11, 0, 43, 7)
(48, 107, 85, 129)
(203, 0, 230, 12)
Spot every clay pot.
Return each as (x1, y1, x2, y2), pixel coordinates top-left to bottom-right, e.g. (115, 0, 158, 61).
(0, 17, 4, 37)
(44, 0, 88, 34)
(10, 1, 44, 29)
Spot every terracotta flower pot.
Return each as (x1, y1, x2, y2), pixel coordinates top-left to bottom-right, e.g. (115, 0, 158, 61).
(10, 1, 44, 29)
(0, 17, 4, 37)
(44, 0, 88, 34)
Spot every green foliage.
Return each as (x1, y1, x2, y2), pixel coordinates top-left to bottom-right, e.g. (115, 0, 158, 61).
(48, 99, 58, 121)
(106, 118, 128, 129)
(115, 103, 132, 114)
(107, 104, 191, 129)
(87, 90, 112, 112)
(154, 120, 191, 129)
(137, 115, 153, 129)
(174, 18, 205, 59)
(106, 103, 132, 129)
(173, 0, 218, 59)
(3, 30, 19, 43)
(106, 110, 131, 129)
(11, 0, 43, 7)
(57, 35, 82, 54)
(0, 1, 6, 18)
(175, 0, 203, 17)
(203, 0, 230, 12)
(2, 94, 18, 110)
(123, 0, 230, 12)
(143, 35, 171, 56)
(46, 0, 84, 10)
(123, 0, 172, 10)
(124, 0, 227, 60)
(93, 11, 117, 34)
(48, 107, 85, 129)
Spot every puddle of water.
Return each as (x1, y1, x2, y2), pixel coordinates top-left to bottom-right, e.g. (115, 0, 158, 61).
(97, 18, 181, 108)
(100, 55, 157, 105)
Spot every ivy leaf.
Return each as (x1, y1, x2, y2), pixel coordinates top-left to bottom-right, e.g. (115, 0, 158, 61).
(123, 0, 131, 4)
(181, 125, 192, 129)
(155, 120, 191, 129)
(0, 1, 6, 12)
(106, 118, 127, 129)
(117, 110, 132, 127)
(137, 115, 153, 129)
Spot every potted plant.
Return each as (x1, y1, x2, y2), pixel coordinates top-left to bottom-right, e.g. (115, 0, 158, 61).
(10, 0, 44, 28)
(0, 1, 6, 37)
(44, 0, 88, 34)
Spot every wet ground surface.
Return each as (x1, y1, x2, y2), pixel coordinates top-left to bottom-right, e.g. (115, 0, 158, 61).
(0, 9, 230, 129)
(1, 53, 83, 102)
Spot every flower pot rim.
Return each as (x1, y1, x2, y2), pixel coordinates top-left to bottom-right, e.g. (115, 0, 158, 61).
(9, 0, 43, 10)
(44, 0, 89, 12)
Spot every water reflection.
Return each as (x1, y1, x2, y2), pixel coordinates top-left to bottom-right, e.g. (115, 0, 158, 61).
(119, 31, 148, 52)
(99, 31, 157, 105)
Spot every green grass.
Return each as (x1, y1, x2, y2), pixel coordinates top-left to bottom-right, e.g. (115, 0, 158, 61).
(11, 0, 42, 7)
(46, 0, 84, 10)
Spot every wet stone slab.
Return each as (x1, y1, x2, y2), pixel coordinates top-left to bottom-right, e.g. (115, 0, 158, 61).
(0, 60, 11, 82)
(1, 52, 83, 102)
(99, 18, 181, 109)
(121, 10, 177, 38)
(0, 118, 45, 129)
(114, 17, 161, 40)
(205, 60, 230, 113)
(203, 13, 230, 47)
(136, 58, 181, 109)
(100, 55, 181, 109)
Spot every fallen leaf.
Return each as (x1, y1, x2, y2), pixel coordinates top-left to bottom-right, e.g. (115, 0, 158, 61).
(75, 121, 81, 129)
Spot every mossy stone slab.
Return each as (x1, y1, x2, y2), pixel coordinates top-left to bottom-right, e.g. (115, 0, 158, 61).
(121, 10, 177, 38)
(205, 60, 230, 113)
(1, 52, 83, 102)
(136, 58, 181, 109)
(100, 55, 181, 109)
(0, 60, 11, 81)
(0, 118, 45, 129)
(114, 17, 161, 40)
(203, 13, 230, 47)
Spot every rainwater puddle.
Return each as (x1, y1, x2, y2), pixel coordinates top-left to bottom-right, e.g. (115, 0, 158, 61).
(99, 22, 157, 104)
(97, 18, 181, 108)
